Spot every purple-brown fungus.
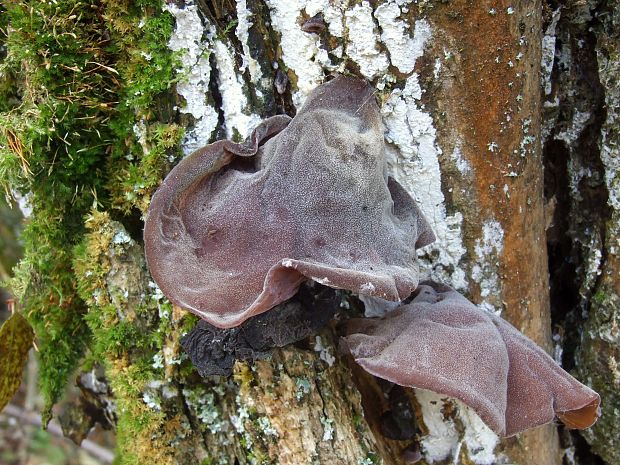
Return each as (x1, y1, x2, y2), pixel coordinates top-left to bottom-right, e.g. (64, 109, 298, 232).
(301, 13, 326, 34)
(343, 281, 601, 437)
(144, 75, 434, 328)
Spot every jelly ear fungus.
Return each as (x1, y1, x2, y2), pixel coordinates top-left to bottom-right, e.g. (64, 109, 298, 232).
(144, 75, 433, 329)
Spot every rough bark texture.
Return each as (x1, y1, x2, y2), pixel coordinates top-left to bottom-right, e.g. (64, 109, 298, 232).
(541, 1, 620, 464)
(1, 0, 618, 464)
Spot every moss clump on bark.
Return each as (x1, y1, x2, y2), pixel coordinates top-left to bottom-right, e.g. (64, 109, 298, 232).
(0, 0, 179, 423)
(74, 210, 202, 465)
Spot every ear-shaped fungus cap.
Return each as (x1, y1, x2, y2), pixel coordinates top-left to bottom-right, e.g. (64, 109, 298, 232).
(343, 281, 600, 437)
(144, 75, 435, 328)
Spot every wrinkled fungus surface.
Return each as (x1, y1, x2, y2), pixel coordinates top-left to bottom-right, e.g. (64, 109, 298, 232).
(343, 281, 601, 437)
(181, 284, 339, 376)
(145, 75, 434, 328)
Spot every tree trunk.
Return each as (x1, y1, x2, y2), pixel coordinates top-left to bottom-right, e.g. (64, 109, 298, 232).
(1, 0, 617, 464)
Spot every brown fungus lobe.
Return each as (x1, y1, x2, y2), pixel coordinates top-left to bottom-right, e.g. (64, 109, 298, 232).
(301, 13, 326, 34)
(144, 75, 434, 328)
(274, 69, 289, 95)
(343, 281, 601, 437)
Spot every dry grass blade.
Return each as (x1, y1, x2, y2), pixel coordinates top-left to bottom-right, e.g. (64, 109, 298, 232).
(4, 129, 31, 176)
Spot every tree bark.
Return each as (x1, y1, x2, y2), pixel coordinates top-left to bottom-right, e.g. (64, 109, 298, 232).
(96, 0, 562, 463)
(2, 0, 618, 464)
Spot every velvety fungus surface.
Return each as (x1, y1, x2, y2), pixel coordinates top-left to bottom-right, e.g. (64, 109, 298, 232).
(343, 281, 601, 437)
(144, 75, 434, 328)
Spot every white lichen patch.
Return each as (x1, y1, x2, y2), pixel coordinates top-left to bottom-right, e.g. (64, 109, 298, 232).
(265, 0, 332, 107)
(12, 191, 32, 218)
(417, 391, 501, 464)
(416, 390, 459, 463)
(132, 120, 148, 160)
(519, 117, 536, 158)
(235, 0, 264, 85)
(230, 404, 249, 433)
(541, 7, 560, 96)
(148, 280, 165, 301)
(305, 0, 347, 38)
(152, 352, 164, 370)
(112, 230, 132, 245)
(598, 36, 620, 256)
(314, 335, 336, 366)
(382, 74, 467, 290)
(295, 377, 311, 400)
(212, 39, 262, 139)
(451, 141, 471, 175)
(374, 4, 431, 74)
(230, 398, 255, 450)
(471, 219, 505, 315)
(320, 416, 335, 441)
(142, 391, 162, 411)
(582, 236, 603, 294)
(457, 401, 500, 465)
(183, 387, 225, 434)
(158, 302, 170, 319)
(556, 110, 592, 148)
(164, 1, 218, 154)
(344, 2, 389, 80)
(257, 416, 279, 437)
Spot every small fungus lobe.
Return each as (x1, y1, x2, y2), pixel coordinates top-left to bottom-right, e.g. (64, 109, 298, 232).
(301, 13, 326, 34)
(343, 281, 601, 437)
(144, 75, 434, 328)
(274, 69, 289, 95)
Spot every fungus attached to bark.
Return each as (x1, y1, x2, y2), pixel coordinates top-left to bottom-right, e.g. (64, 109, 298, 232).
(343, 281, 601, 437)
(144, 75, 434, 328)
(301, 13, 326, 34)
(274, 69, 289, 95)
(180, 284, 340, 377)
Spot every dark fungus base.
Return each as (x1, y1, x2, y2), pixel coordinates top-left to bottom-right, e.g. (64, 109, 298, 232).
(181, 284, 340, 377)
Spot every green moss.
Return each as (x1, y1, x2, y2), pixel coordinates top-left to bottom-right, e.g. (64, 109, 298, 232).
(0, 196, 23, 280)
(103, 2, 183, 214)
(10, 211, 90, 423)
(231, 127, 244, 143)
(217, 19, 239, 40)
(0, 0, 180, 434)
(107, 121, 184, 214)
(74, 210, 188, 464)
(592, 289, 608, 306)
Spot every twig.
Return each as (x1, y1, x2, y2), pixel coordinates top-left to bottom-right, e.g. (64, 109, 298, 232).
(1, 404, 115, 464)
